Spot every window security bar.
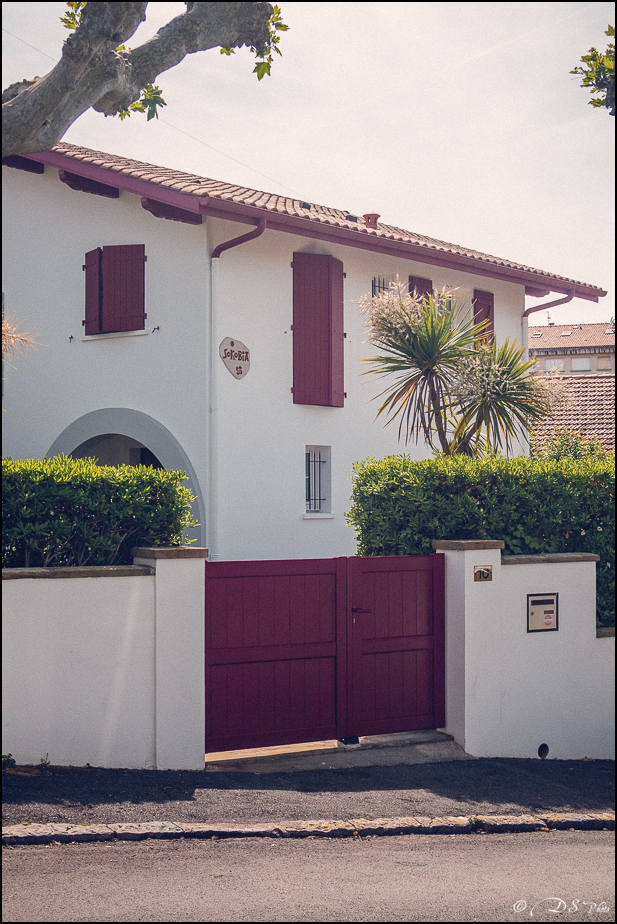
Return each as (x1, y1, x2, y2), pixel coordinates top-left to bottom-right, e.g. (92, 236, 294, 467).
(306, 450, 327, 512)
(372, 276, 391, 297)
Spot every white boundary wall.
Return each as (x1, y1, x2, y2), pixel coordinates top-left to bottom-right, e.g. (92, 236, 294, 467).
(435, 542, 615, 760)
(2, 548, 207, 770)
(3, 543, 614, 767)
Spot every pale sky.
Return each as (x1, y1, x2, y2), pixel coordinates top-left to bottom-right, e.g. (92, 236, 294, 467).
(3, 1, 615, 325)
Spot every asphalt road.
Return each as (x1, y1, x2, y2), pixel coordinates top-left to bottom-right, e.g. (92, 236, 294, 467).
(2, 830, 614, 922)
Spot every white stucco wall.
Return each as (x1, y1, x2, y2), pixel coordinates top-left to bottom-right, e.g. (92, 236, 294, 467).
(2, 573, 157, 769)
(2, 550, 207, 770)
(438, 547, 615, 760)
(208, 218, 527, 560)
(2, 165, 210, 543)
(3, 164, 528, 562)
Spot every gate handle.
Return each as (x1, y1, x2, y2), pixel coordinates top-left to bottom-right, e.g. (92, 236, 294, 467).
(351, 607, 371, 613)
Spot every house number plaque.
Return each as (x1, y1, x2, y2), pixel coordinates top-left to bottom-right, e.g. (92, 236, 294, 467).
(220, 338, 250, 379)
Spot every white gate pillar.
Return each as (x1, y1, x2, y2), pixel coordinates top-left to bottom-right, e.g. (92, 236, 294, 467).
(433, 541, 612, 760)
(132, 547, 208, 770)
(432, 540, 504, 755)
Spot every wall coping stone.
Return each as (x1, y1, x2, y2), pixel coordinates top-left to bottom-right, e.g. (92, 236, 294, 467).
(131, 546, 209, 560)
(502, 553, 600, 565)
(2, 566, 153, 580)
(597, 627, 615, 638)
(432, 540, 505, 551)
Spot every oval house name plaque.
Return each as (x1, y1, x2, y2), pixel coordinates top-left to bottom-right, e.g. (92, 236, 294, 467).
(219, 337, 250, 379)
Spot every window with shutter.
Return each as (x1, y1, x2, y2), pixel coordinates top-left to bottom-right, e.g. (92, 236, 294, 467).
(408, 275, 432, 302)
(473, 289, 494, 340)
(83, 244, 146, 334)
(292, 252, 345, 407)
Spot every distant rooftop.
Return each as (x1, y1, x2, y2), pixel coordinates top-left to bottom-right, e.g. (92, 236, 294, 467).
(531, 374, 615, 450)
(528, 322, 615, 351)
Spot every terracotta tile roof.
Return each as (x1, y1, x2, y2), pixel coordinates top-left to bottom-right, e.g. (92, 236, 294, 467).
(532, 374, 615, 450)
(22, 143, 604, 299)
(529, 322, 615, 351)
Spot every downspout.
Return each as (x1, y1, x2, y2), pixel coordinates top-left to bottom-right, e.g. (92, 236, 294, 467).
(522, 290, 575, 318)
(521, 290, 575, 349)
(206, 217, 267, 559)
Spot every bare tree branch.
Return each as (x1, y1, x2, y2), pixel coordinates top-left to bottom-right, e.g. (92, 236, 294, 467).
(2, 2, 274, 158)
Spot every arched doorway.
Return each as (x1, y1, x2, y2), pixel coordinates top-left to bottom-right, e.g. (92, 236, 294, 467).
(47, 409, 205, 547)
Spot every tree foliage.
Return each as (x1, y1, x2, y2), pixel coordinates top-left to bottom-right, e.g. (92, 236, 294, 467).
(530, 427, 611, 461)
(360, 281, 559, 457)
(571, 25, 615, 116)
(2, 2, 288, 158)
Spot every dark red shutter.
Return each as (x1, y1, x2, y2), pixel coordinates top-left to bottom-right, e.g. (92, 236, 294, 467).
(101, 244, 146, 333)
(473, 289, 494, 339)
(292, 253, 345, 407)
(83, 248, 102, 335)
(408, 276, 432, 302)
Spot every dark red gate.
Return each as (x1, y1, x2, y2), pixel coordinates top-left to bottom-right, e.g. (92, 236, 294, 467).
(205, 555, 444, 753)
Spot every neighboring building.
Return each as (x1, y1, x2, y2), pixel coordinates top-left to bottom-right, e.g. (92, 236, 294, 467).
(530, 374, 615, 451)
(528, 322, 615, 450)
(528, 321, 615, 374)
(1, 144, 608, 560)
(534, 373, 615, 449)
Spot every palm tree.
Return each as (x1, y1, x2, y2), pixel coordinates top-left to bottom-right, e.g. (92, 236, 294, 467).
(360, 281, 558, 456)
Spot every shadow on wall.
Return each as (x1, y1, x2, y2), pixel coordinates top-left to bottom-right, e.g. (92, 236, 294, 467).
(71, 434, 164, 469)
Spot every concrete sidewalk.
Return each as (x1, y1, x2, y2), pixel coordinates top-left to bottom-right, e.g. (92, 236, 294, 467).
(3, 732, 614, 846)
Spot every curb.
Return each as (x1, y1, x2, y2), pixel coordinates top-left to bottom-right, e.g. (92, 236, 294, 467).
(2, 813, 614, 846)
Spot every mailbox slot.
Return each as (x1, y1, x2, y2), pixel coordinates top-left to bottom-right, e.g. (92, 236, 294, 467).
(527, 593, 558, 632)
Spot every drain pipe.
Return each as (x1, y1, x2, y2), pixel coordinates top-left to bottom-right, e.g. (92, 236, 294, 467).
(521, 290, 575, 348)
(206, 217, 267, 559)
(522, 290, 575, 319)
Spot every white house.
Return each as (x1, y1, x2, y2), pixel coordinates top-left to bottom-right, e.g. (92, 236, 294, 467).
(1, 144, 607, 561)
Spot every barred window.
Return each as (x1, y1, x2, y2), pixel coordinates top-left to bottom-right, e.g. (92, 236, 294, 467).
(305, 446, 331, 513)
(371, 276, 391, 297)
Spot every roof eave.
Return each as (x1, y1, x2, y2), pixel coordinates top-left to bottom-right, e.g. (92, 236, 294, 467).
(20, 149, 607, 303)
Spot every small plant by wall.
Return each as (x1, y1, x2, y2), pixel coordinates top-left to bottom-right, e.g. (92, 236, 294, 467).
(347, 454, 615, 627)
(2, 455, 197, 568)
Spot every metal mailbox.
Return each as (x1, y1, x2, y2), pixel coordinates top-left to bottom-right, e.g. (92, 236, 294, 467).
(527, 593, 559, 632)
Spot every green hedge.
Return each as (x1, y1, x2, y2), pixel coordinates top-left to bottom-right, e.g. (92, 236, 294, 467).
(347, 454, 615, 627)
(2, 456, 197, 568)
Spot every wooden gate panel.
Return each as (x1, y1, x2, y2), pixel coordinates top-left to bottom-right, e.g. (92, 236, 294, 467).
(205, 554, 444, 753)
(205, 559, 345, 752)
(348, 555, 444, 738)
